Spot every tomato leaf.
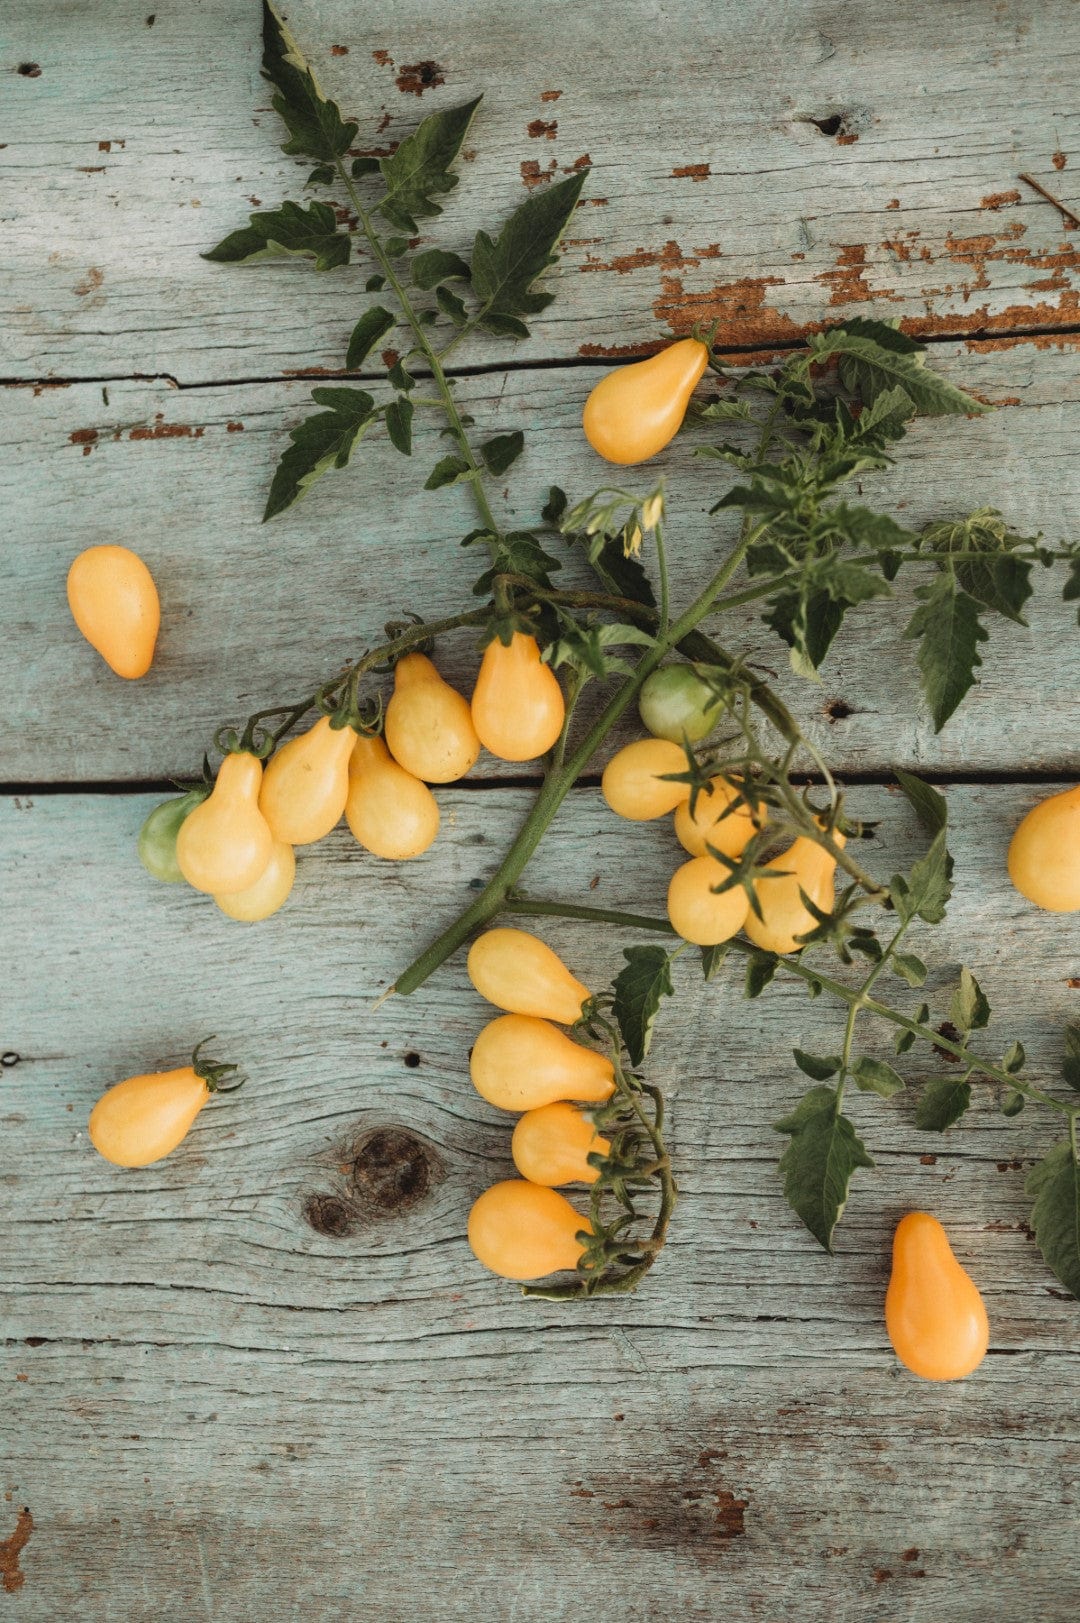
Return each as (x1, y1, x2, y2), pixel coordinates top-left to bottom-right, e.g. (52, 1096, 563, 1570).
(471, 169, 588, 338)
(546, 621, 655, 679)
(1063, 1024, 1080, 1092)
(412, 248, 472, 290)
(480, 432, 524, 476)
(261, 2, 358, 162)
(204, 200, 351, 272)
(424, 454, 472, 490)
(263, 388, 376, 521)
(774, 1085, 874, 1251)
(346, 306, 395, 369)
(612, 945, 674, 1066)
(700, 941, 730, 981)
(891, 952, 927, 988)
(745, 949, 778, 998)
(914, 1077, 972, 1132)
(469, 531, 561, 596)
(905, 573, 988, 732)
(793, 1049, 842, 1081)
(1027, 1139, 1080, 1299)
(852, 1056, 906, 1097)
(377, 97, 482, 233)
(895, 768, 948, 834)
(951, 966, 991, 1035)
(385, 397, 414, 457)
(810, 319, 990, 417)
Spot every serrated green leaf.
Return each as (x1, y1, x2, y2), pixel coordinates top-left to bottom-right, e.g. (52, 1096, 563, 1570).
(261, 2, 358, 163)
(387, 360, 414, 393)
(696, 398, 753, 423)
(470, 530, 561, 596)
(894, 768, 948, 834)
(612, 945, 674, 1066)
(793, 1049, 842, 1081)
(306, 164, 335, 188)
(542, 485, 567, 524)
(915, 1077, 972, 1132)
(471, 169, 587, 339)
(204, 200, 350, 272)
(895, 1002, 930, 1055)
(1027, 1140, 1080, 1298)
(436, 285, 468, 325)
(1062, 1024, 1080, 1092)
(412, 248, 472, 290)
(480, 431, 524, 476)
(955, 553, 1033, 624)
(764, 555, 891, 677)
(811, 320, 989, 417)
(852, 1056, 906, 1097)
(345, 306, 395, 370)
(745, 950, 778, 998)
(1002, 1039, 1025, 1075)
(1001, 1088, 1026, 1117)
(890, 828, 953, 926)
(546, 620, 655, 679)
(377, 97, 481, 233)
(701, 941, 730, 981)
(905, 573, 988, 732)
(892, 952, 927, 988)
(951, 966, 991, 1035)
(424, 454, 472, 491)
(385, 397, 414, 456)
(263, 387, 376, 521)
(365, 274, 386, 292)
(774, 1085, 874, 1251)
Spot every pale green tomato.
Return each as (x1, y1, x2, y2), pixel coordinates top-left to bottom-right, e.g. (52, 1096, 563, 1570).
(138, 788, 210, 883)
(638, 664, 724, 744)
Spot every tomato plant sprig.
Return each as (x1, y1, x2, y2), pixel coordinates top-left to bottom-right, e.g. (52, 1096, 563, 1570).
(189, 1, 1080, 1300)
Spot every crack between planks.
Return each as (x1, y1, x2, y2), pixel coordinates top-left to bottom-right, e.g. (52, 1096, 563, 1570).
(4, 317, 1080, 394)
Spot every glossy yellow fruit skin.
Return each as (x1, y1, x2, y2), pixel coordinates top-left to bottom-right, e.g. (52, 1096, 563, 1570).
(383, 652, 480, 783)
(176, 752, 274, 896)
(471, 1015, 615, 1110)
(467, 1180, 590, 1280)
(602, 739, 692, 821)
(667, 855, 751, 946)
(885, 1212, 989, 1381)
(471, 633, 566, 762)
(215, 838, 295, 922)
(743, 831, 845, 955)
(467, 928, 591, 1024)
(259, 715, 356, 845)
(66, 544, 160, 678)
(1007, 786, 1080, 911)
(512, 1102, 610, 1186)
(674, 775, 765, 858)
(345, 735, 439, 859)
(583, 338, 709, 465)
(89, 1067, 209, 1167)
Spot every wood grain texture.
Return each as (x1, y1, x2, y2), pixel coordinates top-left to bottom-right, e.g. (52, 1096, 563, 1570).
(2, 0, 1080, 381)
(4, 343, 1080, 783)
(3, 784, 1080, 1620)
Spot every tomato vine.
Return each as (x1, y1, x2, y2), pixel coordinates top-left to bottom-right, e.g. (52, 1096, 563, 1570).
(179, 1, 1080, 1301)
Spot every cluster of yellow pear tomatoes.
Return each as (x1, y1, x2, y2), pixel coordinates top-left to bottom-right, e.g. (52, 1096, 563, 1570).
(66, 332, 1069, 1374)
(463, 927, 612, 1281)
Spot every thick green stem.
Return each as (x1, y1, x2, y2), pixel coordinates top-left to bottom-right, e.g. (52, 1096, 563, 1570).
(336, 162, 502, 549)
(392, 525, 765, 995)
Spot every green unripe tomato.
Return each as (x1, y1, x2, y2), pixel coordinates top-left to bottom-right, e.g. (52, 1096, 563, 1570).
(638, 664, 724, 744)
(138, 788, 210, 883)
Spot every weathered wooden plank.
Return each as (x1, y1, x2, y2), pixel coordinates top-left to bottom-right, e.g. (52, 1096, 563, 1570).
(3, 0, 1080, 381)
(4, 344, 1080, 783)
(3, 783, 1079, 1619)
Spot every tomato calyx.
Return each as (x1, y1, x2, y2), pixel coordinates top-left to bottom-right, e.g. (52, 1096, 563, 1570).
(190, 1037, 245, 1094)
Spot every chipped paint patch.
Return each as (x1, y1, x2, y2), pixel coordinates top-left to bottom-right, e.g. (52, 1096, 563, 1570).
(129, 415, 204, 441)
(1053, 150, 1067, 170)
(521, 158, 557, 188)
(528, 119, 557, 139)
(0, 1508, 33, 1594)
(818, 243, 880, 306)
(982, 189, 1022, 210)
(673, 164, 710, 181)
(540, 89, 562, 102)
(395, 61, 445, 96)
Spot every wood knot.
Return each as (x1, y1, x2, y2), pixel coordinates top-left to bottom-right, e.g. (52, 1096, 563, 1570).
(351, 1127, 439, 1213)
(303, 1193, 355, 1237)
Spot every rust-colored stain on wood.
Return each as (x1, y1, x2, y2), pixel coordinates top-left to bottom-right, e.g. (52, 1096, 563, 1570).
(0, 1508, 33, 1594)
(1053, 150, 1067, 170)
(69, 427, 98, 455)
(395, 61, 445, 96)
(673, 164, 710, 181)
(371, 49, 392, 66)
(521, 158, 557, 188)
(330, 44, 349, 56)
(129, 416, 204, 441)
(527, 119, 557, 139)
(540, 89, 562, 102)
(819, 243, 879, 306)
(981, 189, 1022, 209)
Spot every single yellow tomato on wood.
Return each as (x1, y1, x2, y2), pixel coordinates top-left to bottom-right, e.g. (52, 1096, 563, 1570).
(468, 1180, 591, 1280)
(885, 1212, 989, 1381)
(88, 1041, 243, 1168)
(583, 338, 709, 465)
(66, 544, 160, 678)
